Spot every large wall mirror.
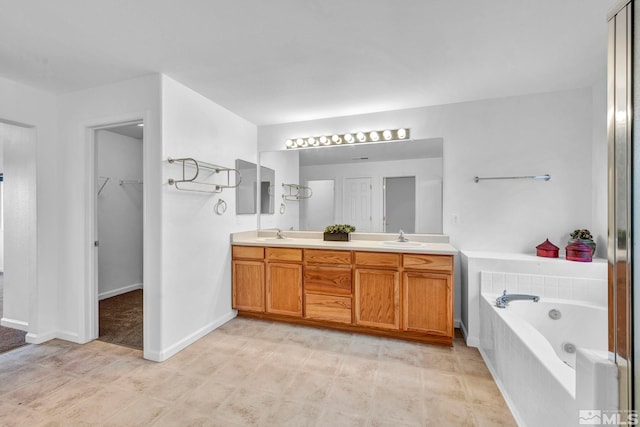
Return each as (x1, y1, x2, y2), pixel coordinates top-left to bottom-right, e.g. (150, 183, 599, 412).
(235, 159, 275, 214)
(258, 138, 443, 233)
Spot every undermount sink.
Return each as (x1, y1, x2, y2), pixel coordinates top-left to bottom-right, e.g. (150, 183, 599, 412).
(379, 240, 425, 247)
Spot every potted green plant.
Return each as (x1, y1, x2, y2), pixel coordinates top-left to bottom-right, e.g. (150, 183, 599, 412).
(324, 224, 356, 242)
(569, 229, 596, 256)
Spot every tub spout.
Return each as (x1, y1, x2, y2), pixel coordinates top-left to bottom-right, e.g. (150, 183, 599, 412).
(495, 290, 540, 308)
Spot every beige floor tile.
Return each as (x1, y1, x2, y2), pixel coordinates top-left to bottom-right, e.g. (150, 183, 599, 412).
(0, 318, 516, 426)
(103, 395, 169, 427)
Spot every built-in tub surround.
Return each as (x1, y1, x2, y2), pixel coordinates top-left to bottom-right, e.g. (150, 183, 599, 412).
(461, 251, 607, 348)
(479, 272, 616, 427)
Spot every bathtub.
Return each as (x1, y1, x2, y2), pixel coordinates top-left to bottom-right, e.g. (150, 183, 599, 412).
(478, 272, 617, 427)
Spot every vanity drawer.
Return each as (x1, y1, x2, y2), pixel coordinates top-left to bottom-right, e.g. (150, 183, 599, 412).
(232, 245, 264, 260)
(305, 293, 352, 324)
(304, 266, 352, 295)
(304, 249, 351, 265)
(266, 247, 303, 262)
(354, 252, 400, 268)
(403, 254, 453, 272)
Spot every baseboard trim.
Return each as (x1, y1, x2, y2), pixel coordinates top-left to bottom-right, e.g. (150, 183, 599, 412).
(55, 330, 83, 343)
(454, 318, 461, 328)
(145, 311, 236, 362)
(98, 283, 143, 300)
(25, 330, 57, 344)
(1, 317, 28, 331)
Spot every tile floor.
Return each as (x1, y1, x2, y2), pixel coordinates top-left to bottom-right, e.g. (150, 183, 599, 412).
(0, 318, 516, 426)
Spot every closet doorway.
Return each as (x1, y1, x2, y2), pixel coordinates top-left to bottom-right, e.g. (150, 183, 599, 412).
(95, 122, 143, 350)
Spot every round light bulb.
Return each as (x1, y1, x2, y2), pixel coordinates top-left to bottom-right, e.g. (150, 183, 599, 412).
(296, 138, 306, 147)
(308, 137, 318, 146)
(383, 130, 392, 140)
(286, 139, 294, 148)
(319, 135, 329, 145)
(332, 134, 342, 144)
(369, 131, 379, 142)
(356, 132, 366, 142)
(397, 128, 407, 139)
(344, 133, 354, 143)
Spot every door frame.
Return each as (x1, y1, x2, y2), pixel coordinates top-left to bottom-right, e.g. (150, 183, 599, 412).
(85, 113, 148, 347)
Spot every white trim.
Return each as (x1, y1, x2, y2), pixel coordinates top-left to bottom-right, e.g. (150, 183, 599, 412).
(144, 311, 236, 362)
(479, 347, 526, 427)
(25, 330, 57, 344)
(454, 318, 460, 329)
(0, 317, 28, 331)
(98, 283, 143, 300)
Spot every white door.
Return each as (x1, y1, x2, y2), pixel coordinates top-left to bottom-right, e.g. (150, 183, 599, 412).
(343, 177, 372, 232)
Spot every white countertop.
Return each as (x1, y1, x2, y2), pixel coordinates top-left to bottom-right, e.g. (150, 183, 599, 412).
(231, 230, 458, 255)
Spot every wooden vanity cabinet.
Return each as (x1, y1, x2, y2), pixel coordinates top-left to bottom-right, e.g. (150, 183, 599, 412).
(402, 254, 453, 338)
(232, 246, 265, 312)
(354, 252, 401, 330)
(232, 245, 455, 346)
(303, 249, 352, 324)
(265, 248, 303, 317)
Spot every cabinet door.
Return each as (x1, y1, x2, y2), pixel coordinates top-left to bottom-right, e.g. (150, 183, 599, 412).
(232, 260, 265, 312)
(266, 263, 303, 317)
(403, 271, 452, 337)
(354, 268, 400, 330)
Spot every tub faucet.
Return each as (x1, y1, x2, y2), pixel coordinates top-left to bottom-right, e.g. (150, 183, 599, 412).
(275, 228, 284, 239)
(397, 230, 409, 242)
(495, 290, 540, 308)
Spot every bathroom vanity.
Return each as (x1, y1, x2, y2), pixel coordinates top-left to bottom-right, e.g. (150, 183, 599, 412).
(231, 232, 457, 346)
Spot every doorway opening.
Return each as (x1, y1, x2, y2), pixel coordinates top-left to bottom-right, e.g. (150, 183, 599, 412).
(94, 122, 143, 350)
(0, 121, 31, 354)
(383, 176, 416, 233)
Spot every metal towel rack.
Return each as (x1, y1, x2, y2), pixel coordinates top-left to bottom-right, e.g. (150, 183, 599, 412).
(282, 183, 312, 201)
(474, 174, 551, 183)
(167, 157, 242, 194)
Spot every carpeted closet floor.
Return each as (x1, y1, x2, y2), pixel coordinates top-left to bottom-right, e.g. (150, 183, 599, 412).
(99, 289, 143, 350)
(0, 273, 27, 354)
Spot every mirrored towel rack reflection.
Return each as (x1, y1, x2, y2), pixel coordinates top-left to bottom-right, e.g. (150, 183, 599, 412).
(167, 157, 242, 194)
(282, 183, 312, 201)
(474, 174, 550, 183)
(119, 179, 143, 186)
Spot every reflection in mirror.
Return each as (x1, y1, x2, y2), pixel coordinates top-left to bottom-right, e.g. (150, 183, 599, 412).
(260, 166, 275, 214)
(235, 159, 257, 214)
(259, 138, 443, 233)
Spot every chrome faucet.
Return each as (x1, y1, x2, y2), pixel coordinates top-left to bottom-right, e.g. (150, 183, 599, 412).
(397, 230, 409, 242)
(275, 228, 284, 239)
(495, 290, 540, 308)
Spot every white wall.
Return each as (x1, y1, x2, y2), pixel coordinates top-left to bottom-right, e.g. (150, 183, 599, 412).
(0, 75, 58, 343)
(300, 157, 442, 233)
(259, 88, 600, 326)
(97, 130, 143, 299)
(57, 74, 162, 359)
(259, 149, 300, 231)
(591, 74, 607, 259)
(160, 75, 258, 360)
(0, 144, 5, 272)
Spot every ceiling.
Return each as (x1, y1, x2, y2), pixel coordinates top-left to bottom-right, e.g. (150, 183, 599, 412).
(299, 138, 443, 167)
(0, 0, 614, 126)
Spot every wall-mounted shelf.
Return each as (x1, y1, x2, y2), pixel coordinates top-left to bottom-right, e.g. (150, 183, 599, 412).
(168, 157, 242, 194)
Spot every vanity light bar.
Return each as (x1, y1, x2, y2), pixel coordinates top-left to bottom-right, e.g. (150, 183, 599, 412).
(285, 128, 410, 149)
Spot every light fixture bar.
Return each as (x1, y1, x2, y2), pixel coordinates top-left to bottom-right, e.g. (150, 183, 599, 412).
(285, 128, 410, 149)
